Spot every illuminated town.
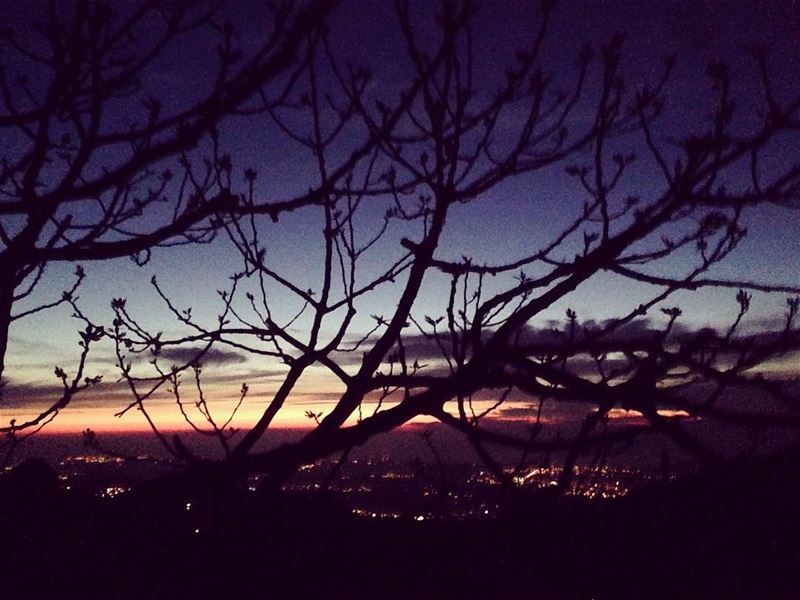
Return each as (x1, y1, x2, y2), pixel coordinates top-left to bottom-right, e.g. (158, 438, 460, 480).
(51, 453, 656, 519)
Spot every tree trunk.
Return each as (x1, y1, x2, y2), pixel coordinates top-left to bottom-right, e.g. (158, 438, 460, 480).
(0, 274, 14, 389)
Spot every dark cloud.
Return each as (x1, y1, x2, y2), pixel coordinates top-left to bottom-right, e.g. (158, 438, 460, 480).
(198, 368, 289, 383)
(0, 378, 157, 411)
(0, 362, 293, 412)
(0, 381, 62, 408)
(332, 316, 800, 391)
(332, 319, 694, 369)
(290, 391, 347, 404)
(157, 346, 246, 366)
(516, 318, 666, 348)
(332, 319, 666, 367)
(6, 335, 61, 353)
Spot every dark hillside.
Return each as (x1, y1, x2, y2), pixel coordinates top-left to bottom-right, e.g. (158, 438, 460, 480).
(2, 450, 799, 599)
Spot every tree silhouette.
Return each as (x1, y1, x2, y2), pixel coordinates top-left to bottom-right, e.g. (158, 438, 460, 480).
(5, 0, 800, 493)
(0, 0, 353, 445)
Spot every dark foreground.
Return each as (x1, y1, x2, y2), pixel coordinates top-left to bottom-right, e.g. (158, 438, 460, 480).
(2, 451, 799, 600)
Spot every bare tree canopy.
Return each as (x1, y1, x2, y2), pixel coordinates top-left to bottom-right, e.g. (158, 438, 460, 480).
(0, 0, 344, 439)
(2, 0, 799, 495)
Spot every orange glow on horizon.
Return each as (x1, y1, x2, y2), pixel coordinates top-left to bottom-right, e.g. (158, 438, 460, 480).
(3, 396, 441, 435)
(3, 393, 559, 435)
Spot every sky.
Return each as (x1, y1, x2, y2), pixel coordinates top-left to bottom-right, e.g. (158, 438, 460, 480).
(2, 0, 799, 441)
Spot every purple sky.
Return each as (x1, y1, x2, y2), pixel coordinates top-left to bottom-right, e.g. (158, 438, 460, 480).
(2, 0, 799, 436)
